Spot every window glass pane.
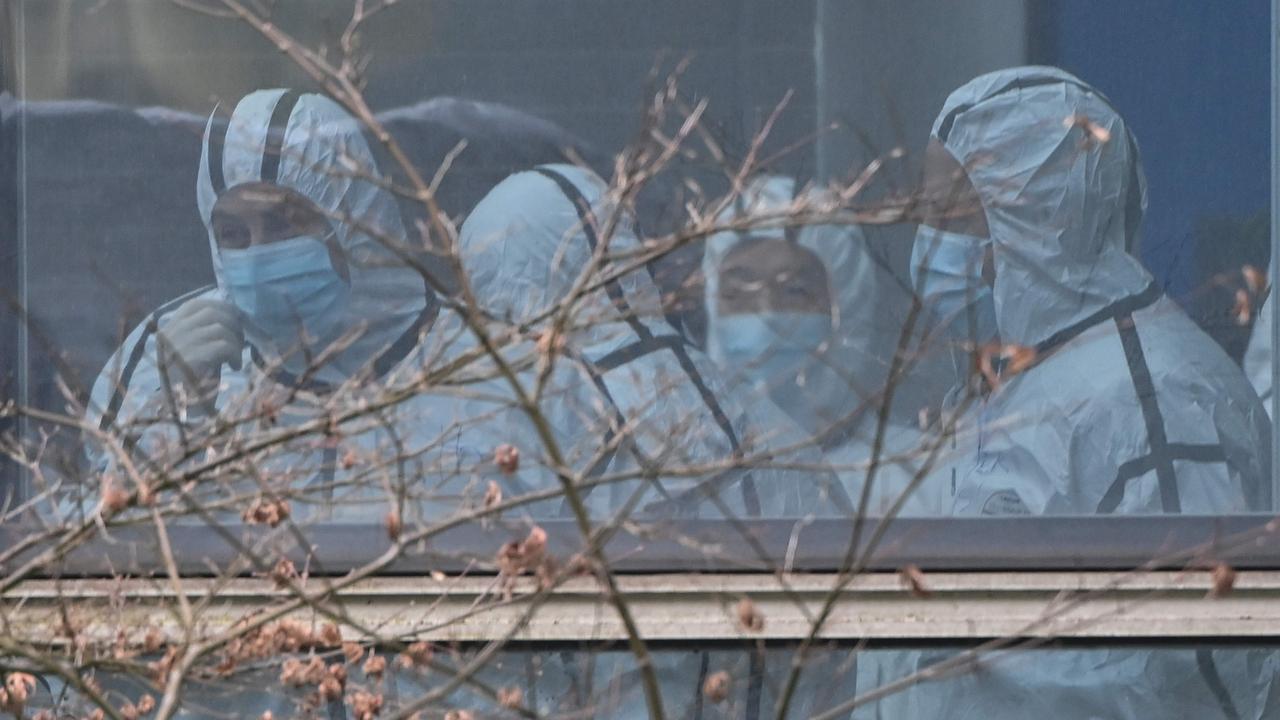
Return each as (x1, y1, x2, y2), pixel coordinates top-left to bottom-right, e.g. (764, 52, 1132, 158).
(14, 643, 1280, 719)
(0, 1, 1273, 552)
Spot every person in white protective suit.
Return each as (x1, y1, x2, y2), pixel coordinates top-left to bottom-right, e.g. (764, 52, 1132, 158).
(83, 89, 443, 521)
(445, 163, 849, 521)
(920, 66, 1271, 517)
(852, 66, 1277, 720)
(415, 165, 857, 720)
(1245, 292, 1274, 419)
(701, 176, 947, 516)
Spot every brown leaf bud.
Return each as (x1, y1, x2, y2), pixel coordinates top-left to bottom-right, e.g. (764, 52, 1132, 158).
(100, 476, 130, 515)
(343, 641, 365, 665)
(385, 510, 402, 541)
(143, 627, 165, 654)
(736, 597, 765, 632)
(494, 444, 520, 474)
(362, 654, 387, 678)
(483, 480, 503, 509)
(318, 675, 343, 702)
(349, 690, 383, 720)
(899, 564, 932, 598)
(397, 641, 433, 670)
(1064, 113, 1112, 147)
(318, 622, 342, 647)
(1210, 562, 1237, 598)
(498, 686, 523, 708)
(340, 447, 359, 469)
(271, 558, 300, 588)
(703, 670, 731, 703)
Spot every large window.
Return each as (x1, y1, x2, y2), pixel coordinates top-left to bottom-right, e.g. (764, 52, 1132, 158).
(0, 2, 1276, 718)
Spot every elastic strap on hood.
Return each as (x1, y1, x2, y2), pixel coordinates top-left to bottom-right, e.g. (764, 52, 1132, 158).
(204, 89, 304, 195)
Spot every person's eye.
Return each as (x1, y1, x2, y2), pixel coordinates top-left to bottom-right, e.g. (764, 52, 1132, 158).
(264, 209, 294, 239)
(215, 220, 250, 249)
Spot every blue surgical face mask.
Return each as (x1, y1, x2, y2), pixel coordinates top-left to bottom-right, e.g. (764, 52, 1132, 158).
(712, 312, 859, 433)
(220, 234, 351, 345)
(910, 226, 997, 343)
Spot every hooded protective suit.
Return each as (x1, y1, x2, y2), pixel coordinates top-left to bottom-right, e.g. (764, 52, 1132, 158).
(412, 165, 851, 720)
(84, 89, 439, 521)
(701, 176, 945, 516)
(855, 66, 1276, 720)
(441, 164, 845, 520)
(930, 66, 1270, 516)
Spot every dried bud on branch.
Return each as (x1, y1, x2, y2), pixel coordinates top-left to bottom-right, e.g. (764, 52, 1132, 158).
(343, 642, 365, 665)
(319, 622, 343, 647)
(483, 480, 503, 509)
(99, 476, 130, 516)
(534, 329, 566, 355)
(703, 670, 731, 703)
(494, 444, 520, 474)
(362, 654, 387, 679)
(900, 564, 933, 598)
(736, 598, 765, 632)
(271, 558, 300, 588)
(349, 690, 383, 720)
(979, 343, 1037, 390)
(384, 509, 402, 541)
(143, 627, 165, 654)
(497, 526, 547, 577)
(396, 641, 433, 670)
(1064, 113, 1112, 147)
(319, 675, 344, 702)
(242, 496, 291, 527)
(340, 447, 359, 469)
(497, 686, 523, 708)
(1210, 563, 1237, 598)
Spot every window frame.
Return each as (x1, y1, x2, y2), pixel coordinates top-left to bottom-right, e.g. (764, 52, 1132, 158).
(4, 516, 1280, 578)
(9, 569, 1280, 643)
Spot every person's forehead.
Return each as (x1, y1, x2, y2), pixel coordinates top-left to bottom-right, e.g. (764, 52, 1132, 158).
(213, 182, 319, 215)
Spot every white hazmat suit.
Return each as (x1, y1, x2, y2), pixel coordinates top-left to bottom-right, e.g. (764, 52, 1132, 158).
(856, 66, 1276, 720)
(445, 164, 846, 521)
(84, 89, 440, 522)
(702, 176, 945, 516)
